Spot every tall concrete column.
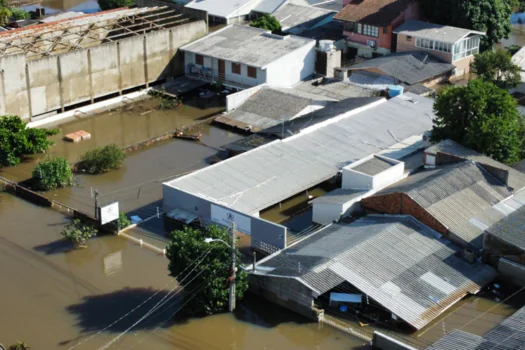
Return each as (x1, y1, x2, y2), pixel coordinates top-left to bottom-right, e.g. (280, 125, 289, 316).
(143, 35, 149, 88)
(168, 29, 174, 78)
(117, 42, 123, 96)
(88, 49, 94, 104)
(24, 63, 33, 119)
(57, 56, 65, 113)
(0, 70, 6, 115)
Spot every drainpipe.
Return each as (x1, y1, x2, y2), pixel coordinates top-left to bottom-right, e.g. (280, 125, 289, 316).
(252, 251, 256, 272)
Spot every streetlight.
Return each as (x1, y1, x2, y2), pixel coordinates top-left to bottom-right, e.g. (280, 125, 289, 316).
(204, 237, 231, 247)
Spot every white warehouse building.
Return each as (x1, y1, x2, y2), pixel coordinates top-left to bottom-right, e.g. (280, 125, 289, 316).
(181, 24, 317, 90)
(163, 93, 434, 253)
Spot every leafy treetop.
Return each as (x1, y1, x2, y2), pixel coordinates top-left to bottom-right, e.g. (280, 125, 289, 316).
(431, 79, 523, 164)
(471, 48, 522, 90)
(166, 225, 248, 315)
(0, 115, 58, 167)
(61, 219, 98, 249)
(421, 0, 514, 50)
(250, 14, 282, 34)
(97, 0, 135, 11)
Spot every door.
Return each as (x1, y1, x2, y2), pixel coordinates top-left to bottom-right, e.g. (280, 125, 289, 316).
(218, 59, 225, 80)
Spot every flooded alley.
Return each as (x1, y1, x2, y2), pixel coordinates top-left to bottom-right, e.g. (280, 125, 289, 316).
(0, 193, 366, 349)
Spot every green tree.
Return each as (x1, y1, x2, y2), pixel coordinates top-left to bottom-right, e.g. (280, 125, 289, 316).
(0, 115, 58, 167)
(118, 212, 131, 230)
(97, 0, 135, 11)
(421, 0, 514, 50)
(471, 48, 522, 89)
(9, 7, 30, 20)
(166, 226, 248, 315)
(431, 79, 523, 164)
(0, 0, 12, 27)
(250, 14, 282, 34)
(77, 144, 126, 174)
(61, 219, 98, 248)
(7, 342, 29, 350)
(32, 156, 73, 191)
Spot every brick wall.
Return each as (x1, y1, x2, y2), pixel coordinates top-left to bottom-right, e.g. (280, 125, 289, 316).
(361, 193, 448, 235)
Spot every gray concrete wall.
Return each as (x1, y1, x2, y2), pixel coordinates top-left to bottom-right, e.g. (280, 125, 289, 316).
(163, 185, 287, 250)
(1, 20, 207, 121)
(498, 258, 525, 287)
(249, 274, 317, 319)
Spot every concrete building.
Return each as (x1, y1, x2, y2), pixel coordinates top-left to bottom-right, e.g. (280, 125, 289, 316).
(394, 20, 485, 77)
(345, 51, 455, 94)
(162, 93, 434, 252)
(427, 305, 525, 349)
(181, 25, 316, 89)
(334, 0, 421, 57)
(273, 3, 335, 35)
(311, 155, 405, 224)
(250, 215, 496, 329)
(0, 6, 208, 121)
(362, 140, 525, 251)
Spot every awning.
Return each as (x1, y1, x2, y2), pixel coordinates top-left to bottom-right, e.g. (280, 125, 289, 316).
(330, 292, 362, 304)
(167, 208, 198, 224)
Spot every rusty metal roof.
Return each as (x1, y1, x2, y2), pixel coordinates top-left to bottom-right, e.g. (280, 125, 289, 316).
(0, 6, 194, 60)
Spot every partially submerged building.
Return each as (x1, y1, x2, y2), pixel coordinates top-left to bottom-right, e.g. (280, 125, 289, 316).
(394, 20, 485, 77)
(163, 93, 433, 252)
(250, 215, 496, 329)
(427, 305, 525, 349)
(181, 24, 316, 89)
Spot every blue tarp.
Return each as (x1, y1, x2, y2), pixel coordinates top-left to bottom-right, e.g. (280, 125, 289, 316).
(330, 292, 362, 304)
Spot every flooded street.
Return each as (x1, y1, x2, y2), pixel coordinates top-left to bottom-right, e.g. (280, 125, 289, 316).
(0, 95, 235, 214)
(0, 194, 366, 349)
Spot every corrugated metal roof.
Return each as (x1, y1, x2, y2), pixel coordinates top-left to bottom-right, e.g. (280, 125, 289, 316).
(252, 0, 288, 13)
(256, 215, 497, 330)
(394, 20, 485, 44)
(180, 24, 315, 68)
(165, 93, 434, 215)
(348, 52, 455, 85)
(426, 139, 525, 192)
(273, 4, 334, 34)
(427, 305, 525, 349)
(486, 202, 525, 251)
(373, 161, 513, 248)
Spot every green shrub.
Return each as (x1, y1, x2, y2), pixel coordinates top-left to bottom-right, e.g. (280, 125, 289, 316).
(118, 212, 132, 229)
(61, 219, 98, 248)
(77, 144, 126, 174)
(97, 0, 135, 11)
(32, 157, 73, 191)
(250, 14, 282, 34)
(0, 115, 58, 167)
(7, 342, 30, 350)
(9, 7, 30, 20)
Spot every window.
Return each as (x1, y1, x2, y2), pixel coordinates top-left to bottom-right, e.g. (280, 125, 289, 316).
(406, 35, 412, 42)
(362, 24, 379, 37)
(345, 21, 357, 33)
(383, 27, 388, 34)
(195, 54, 204, 65)
(452, 36, 480, 61)
(247, 66, 257, 79)
(415, 37, 452, 53)
(232, 62, 241, 75)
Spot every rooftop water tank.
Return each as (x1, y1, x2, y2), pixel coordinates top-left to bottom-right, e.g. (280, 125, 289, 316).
(319, 40, 334, 52)
(388, 85, 404, 98)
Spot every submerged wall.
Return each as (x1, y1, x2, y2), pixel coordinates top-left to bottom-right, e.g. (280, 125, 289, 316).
(0, 20, 207, 121)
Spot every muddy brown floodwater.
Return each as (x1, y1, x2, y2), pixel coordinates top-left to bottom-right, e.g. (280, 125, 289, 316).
(0, 95, 237, 214)
(0, 193, 367, 349)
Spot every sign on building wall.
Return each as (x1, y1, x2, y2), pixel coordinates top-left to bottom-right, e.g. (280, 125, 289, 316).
(211, 204, 251, 235)
(99, 202, 119, 225)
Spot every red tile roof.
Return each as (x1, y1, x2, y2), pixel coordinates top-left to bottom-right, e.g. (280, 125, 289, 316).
(334, 0, 416, 26)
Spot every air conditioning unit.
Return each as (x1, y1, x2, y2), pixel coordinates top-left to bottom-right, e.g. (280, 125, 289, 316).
(367, 40, 376, 48)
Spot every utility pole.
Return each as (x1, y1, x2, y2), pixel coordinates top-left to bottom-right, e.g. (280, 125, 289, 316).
(94, 190, 99, 220)
(229, 222, 236, 312)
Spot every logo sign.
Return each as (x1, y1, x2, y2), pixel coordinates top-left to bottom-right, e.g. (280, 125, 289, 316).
(210, 204, 251, 235)
(99, 201, 119, 225)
